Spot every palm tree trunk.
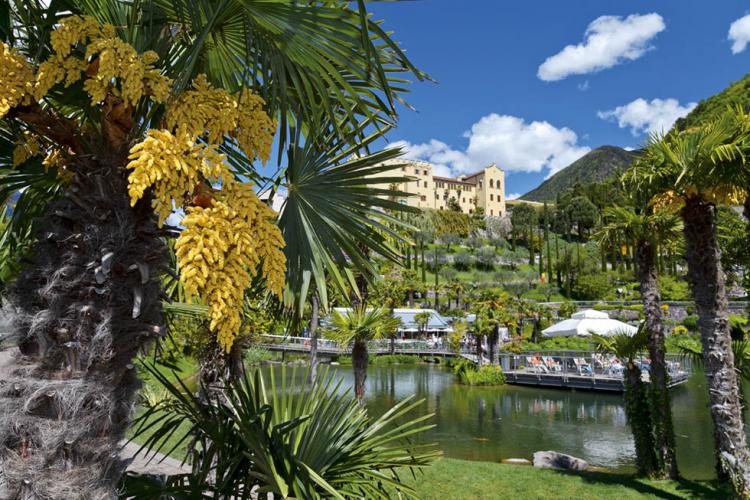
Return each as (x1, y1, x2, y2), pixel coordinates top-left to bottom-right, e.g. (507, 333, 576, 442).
(308, 292, 320, 384)
(352, 339, 369, 401)
(475, 336, 484, 367)
(625, 362, 658, 476)
(682, 199, 750, 494)
(637, 238, 678, 479)
(488, 326, 498, 366)
(744, 198, 750, 297)
(0, 155, 166, 499)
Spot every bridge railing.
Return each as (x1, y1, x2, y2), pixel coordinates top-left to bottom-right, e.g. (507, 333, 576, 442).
(258, 334, 478, 355)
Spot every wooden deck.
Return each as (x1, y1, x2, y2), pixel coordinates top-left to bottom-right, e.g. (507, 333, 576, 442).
(503, 370, 690, 392)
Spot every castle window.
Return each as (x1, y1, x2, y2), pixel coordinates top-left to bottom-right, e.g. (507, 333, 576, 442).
(490, 179, 494, 188)
(490, 209, 494, 216)
(490, 194, 494, 201)
(462, 198, 465, 203)
(424, 181, 428, 188)
(421, 195, 426, 201)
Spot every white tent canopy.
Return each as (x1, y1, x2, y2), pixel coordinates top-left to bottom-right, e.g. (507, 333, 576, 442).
(542, 309, 637, 338)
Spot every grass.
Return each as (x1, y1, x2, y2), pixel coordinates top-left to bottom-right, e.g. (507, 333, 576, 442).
(407, 459, 728, 499)
(128, 356, 199, 461)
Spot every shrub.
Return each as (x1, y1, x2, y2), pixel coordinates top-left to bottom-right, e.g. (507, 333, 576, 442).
(476, 246, 497, 270)
(458, 365, 506, 386)
(682, 315, 699, 331)
(129, 365, 438, 498)
(371, 354, 422, 365)
(244, 345, 273, 366)
(453, 250, 472, 270)
(572, 273, 611, 300)
(658, 275, 691, 301)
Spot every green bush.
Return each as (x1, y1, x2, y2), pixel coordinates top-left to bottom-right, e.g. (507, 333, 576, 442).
(371, 354, 423, 365)
(458, 365, 506, 386)
(682, 315, 699, 331)
(658, 275, 691, 301)
(572, 273, 612, 300)
(244, 345, 273, 366)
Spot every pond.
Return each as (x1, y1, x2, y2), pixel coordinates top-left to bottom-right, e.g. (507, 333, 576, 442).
(267, 363, 741, 480)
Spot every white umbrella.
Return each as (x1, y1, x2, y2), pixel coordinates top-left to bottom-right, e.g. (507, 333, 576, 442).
(542, 309, 637, 338)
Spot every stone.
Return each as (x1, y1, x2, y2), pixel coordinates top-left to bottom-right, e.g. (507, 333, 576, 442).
(501, 458, 532, 465)
(532, 450, 589, 471)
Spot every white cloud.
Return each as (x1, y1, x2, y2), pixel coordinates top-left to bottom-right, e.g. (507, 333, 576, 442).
(597, 97, 696, 136)
(729, 14, 750, 54)
(538, 13, 665, 81)
(577, 80, 590, 92)
(389, 113, 590, 179)
(507, 193, 521, 200)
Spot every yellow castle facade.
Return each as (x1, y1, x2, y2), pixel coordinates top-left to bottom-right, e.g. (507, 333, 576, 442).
(373, 159, 507, 217)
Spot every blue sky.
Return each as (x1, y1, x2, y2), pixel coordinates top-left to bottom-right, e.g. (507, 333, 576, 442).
(366, 0, 750, 198)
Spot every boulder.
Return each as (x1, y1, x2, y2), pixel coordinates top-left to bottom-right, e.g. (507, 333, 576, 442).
(501, 458, 532, 466)
(532, 451, 588, 471)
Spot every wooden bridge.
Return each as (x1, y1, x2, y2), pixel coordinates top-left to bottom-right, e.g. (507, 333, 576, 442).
(257, 336, 692, 393)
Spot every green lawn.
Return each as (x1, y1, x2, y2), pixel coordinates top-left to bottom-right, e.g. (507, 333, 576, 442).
(407, 459, 728, 499)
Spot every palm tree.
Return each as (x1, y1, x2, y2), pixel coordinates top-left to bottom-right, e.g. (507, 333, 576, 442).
(597, 205, 682, 479)
(330, 306, 401, 401)
(0, 2, 424, 497)
(626, 109, 750, 493)
(414, 310, 432, 339)
(129, 365, 439, 498)
(593, 328, 658, 477)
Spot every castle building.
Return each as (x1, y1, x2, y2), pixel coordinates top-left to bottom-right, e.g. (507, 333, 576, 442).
(372, 159, 507, 217)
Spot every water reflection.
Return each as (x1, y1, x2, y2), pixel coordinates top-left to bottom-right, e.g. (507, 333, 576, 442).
(267, 364, 728, 479)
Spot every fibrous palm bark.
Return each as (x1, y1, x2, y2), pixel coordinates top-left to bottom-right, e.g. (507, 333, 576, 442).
(624, 361, 658, 477)
(0, 149, 166, 499)
(351, 339, 368, 401)
(682, 198, 750, 493)
(636, 238, 678, 479)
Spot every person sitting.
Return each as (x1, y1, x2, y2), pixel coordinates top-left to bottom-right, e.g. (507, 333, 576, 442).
(545, 356, 561, 372)
(609, 357, 624, 376)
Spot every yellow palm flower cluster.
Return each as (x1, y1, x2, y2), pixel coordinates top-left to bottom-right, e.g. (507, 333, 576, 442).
(12, 132, 41, 167)
(220, 181, 286, 298)
(35, 15, 171, 106)
(0, 42, 35, 118)
(175, 189, 286, 351)
(126, 129, 229, 224)
(650, 186, 747, 211)
(49, 15, 114, 58)
(165, 75, 275, 163)
(84, 38, 170, 106)
(166, 74, 237, 144)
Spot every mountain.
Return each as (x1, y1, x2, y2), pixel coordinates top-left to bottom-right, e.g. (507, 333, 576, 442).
(673, 73, 750, 131)
(519, 146, 639, 202)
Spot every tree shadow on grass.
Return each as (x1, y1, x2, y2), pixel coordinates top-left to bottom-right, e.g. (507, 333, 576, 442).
(550, 469, 728, 499)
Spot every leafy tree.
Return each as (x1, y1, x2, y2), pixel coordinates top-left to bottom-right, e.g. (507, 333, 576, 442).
(440, 231, 461, 252)
(446, 196, 461, 212)
(428, 209, 474, 238)
(0, 2, 423, 495)
(566, 196, 598, 240)
(453, 249, 472, 270)
(476, 245, 497, 270)
(627, 108, 750, 493)
(331, 306, 401, 400)
(510, 203, 538, 260)
(465, 235, 484, 252)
